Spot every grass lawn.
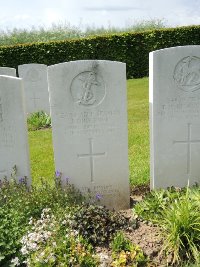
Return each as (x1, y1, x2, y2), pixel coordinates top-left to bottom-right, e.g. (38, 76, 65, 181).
(28, 77, 149, 187)
(28, 129, 55, 186)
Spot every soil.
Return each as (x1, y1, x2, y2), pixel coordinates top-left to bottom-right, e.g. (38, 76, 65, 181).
(95, 184, 172, 267)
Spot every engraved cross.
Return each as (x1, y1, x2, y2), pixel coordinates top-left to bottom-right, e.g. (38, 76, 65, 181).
(77, 138, 106, 182)
(173, 123, 200, 174)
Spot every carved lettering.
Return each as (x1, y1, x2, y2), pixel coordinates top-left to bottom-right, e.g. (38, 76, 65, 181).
(158, 96, 200, 119)
(81, 184, 120, 197)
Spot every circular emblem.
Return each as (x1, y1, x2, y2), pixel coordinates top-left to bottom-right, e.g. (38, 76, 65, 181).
(70, 71, 106, 107)
(173, 56, 200, 92)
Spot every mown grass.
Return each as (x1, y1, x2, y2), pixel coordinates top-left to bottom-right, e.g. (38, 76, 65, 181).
(28, 77, 149, 186)
(28, 129, 54, 186)
(127, 78, 149, 186)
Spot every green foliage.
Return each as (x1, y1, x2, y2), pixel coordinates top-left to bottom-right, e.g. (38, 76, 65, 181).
(161, 187, 200, 265)
(183, 253, 200, 266)
(84, 18, 166, 36)
(111, 231, 134, 252)
(0, 178, 30, 265)
(0, 175, 83, 265)
(0, 23, 83, 46)
(1, 25, 200, 78)
(125, 18, 166, 32)
(68, 204, 131, 246)
(27, 111, 51, 131)
(19, 208, 99, 267)
(110, 232, 148, 266)
(0, 19, 165, 46)
(133, 187, 183, 223)
(134, 186, 200, 265)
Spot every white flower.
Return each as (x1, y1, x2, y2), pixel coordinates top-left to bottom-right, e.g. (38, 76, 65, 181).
(21, 246, 29, 255)
(29, 217, 33, 225)
(30, 242, 38, 251)
(40, 251, 45, 257)
(11, 257, 20, 266)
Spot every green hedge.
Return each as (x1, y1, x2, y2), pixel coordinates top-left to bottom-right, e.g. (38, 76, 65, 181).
(0, 25, 200, 78)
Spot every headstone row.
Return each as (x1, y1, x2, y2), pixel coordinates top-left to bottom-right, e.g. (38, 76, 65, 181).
(18, 64, 50, 114)
(0, 64, 50, 115)
(0, 60, 130, 210)
(2, 45, 200, 210)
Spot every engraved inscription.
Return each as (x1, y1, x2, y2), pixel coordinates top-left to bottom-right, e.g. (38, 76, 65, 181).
(77, 138, 106, 182)
(158, 96, 200, 119)
(70, 63, 106, 107)
(174, 56, 200, 92)
(81, 184, 120, 197)
(173, 123, 200, 174)
(60, 110, 120, 136)
(25, 68, 41, 82)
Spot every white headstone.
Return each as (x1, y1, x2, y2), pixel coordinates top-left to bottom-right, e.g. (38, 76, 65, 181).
(48, 60, 130, 210)
(0, 67, 16, 77)
(150, 45, 200, 189)
(0, 75, 30, 185)
(18, 64, 50, 114)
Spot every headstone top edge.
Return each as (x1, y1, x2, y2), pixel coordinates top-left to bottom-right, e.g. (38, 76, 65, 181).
(47, 60, 126, 70)
(0, 67, 16, 70)
(18, 63, 47, 69)
(0, 75, 22, 81)
(150, 45, 200, 55)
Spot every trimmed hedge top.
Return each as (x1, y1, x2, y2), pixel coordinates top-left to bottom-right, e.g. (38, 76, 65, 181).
(0, 25, 200, 79)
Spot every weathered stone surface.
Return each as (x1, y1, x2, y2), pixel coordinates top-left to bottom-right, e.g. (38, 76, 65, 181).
(48, 60, 130, 210)
(150, 45, 200, 189)
(18, 63, 50, 114)
(0, 75, 30, 184)
(0, 67, 16, 76)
